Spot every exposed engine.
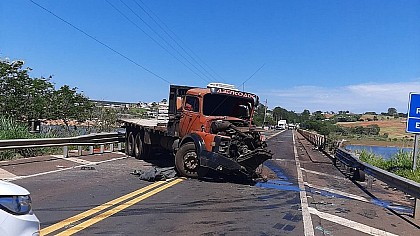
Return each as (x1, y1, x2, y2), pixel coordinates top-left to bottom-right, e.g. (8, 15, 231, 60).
(210, 120, 272, 175)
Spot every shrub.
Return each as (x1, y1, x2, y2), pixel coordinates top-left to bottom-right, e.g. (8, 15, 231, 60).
(360, 149, 420, 182)
(0, 116, 59, 160)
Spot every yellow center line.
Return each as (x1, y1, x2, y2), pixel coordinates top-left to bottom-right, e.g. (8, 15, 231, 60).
(40, 180, 171, 236)
(57, 178, 185, 236)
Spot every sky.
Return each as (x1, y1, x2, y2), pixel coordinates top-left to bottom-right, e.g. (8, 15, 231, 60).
(1, 0, 419, 114)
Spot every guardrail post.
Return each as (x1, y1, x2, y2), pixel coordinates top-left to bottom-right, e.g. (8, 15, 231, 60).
(89, 146, 94, 155)
(78, 146, 82, 156)
(100, 145, 104, 154)
(415, 198, 420, 220)
(63, 146, 68, 158)
(367, 176, 374, 189)
(109, 143, 114, 152)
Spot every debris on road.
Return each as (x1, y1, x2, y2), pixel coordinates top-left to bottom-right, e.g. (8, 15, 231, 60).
(131, 167, 177, 181)
(81, 166, 96, 170)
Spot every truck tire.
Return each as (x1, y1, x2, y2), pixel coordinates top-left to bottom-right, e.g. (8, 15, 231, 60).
(134, 133, 150, 160)
(175, 142, 199, 178)
(126, 132, 135, 157)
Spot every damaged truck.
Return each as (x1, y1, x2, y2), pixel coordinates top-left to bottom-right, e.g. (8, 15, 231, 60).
(120, 83, 272, 178)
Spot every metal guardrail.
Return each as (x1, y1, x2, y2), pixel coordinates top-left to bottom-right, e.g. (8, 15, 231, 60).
(0, 132, 125, 157)
(336, 148, 420, 198)
(297, 129, 342, 154)
(297, 129, 420, 219)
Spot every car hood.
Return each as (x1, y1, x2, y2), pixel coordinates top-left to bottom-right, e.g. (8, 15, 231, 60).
(0, 181, 30, 196)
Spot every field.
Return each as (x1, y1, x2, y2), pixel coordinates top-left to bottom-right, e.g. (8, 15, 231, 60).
(337, 117, 415, 147)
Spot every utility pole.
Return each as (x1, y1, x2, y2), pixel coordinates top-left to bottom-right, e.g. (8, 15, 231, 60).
(263, 99, 268, 127)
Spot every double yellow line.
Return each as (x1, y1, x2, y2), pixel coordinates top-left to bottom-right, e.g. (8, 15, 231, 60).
(41, 178, 184, 236)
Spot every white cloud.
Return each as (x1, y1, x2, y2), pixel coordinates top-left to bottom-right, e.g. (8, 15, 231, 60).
(258, 81, 420, 113)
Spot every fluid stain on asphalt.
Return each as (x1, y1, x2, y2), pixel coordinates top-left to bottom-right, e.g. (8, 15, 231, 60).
(371, 198, 413, 214)
(308, 187, 413, 214)
(255, 161, 300, 192)
(257, 161, 414, 214)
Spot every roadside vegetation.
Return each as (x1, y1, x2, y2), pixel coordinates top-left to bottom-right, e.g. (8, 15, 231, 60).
(359, 150, 420, 183)
(0, 58, 95, 160)
(0, 116, 60, 160)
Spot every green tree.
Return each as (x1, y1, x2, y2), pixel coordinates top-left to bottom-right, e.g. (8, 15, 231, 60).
(387, 107, 397, 116)
(313, 111, 324, 120)
(50, 85, 93, 126)
(301, 109, 311, 121)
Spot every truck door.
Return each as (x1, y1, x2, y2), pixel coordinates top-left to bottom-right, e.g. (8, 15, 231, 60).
(180, 96, 201, 137)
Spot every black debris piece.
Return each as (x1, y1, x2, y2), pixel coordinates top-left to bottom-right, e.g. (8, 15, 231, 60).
(81, 166, 96, 170)
(131, 166, 177, 181)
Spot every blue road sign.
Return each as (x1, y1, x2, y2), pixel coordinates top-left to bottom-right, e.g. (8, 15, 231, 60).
(406, 93, 420, 133)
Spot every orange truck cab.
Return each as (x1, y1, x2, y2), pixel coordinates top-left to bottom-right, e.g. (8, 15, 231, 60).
(168, 83, 272, 178)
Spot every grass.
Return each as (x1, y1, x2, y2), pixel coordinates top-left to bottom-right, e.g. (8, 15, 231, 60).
(359, 150, 420, 183)
(0, 116, 60, 160)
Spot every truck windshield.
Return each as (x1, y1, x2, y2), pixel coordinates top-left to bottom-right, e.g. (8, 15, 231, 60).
(203, 94, 253, 118)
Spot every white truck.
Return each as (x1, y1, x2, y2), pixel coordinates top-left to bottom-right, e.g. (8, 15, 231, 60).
(277, 120, 287, 130)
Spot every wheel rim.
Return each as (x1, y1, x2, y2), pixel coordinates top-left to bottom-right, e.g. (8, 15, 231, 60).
(183, 151, 198, 172)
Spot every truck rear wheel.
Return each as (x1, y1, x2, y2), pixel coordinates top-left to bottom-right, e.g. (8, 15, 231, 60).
(175, 142, 199, 178)
(126, 132, 135, 157)
(134, 133, 150, 160)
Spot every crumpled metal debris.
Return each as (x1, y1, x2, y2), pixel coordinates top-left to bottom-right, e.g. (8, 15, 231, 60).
(131, 167, 177, 181)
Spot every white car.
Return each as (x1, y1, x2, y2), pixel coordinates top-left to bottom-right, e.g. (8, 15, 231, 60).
(0, 181, 40, 236)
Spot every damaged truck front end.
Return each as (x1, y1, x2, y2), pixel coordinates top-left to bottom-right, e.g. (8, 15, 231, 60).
(176, 120, 272, 179)
(174, 84, 272, 179)
(203, 120, 272, 177)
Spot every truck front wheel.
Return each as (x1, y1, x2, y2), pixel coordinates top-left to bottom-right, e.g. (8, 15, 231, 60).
(175, 142, 199, 178)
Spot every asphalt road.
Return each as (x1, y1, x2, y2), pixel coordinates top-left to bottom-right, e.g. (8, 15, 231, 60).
(3, 130, 419, 235)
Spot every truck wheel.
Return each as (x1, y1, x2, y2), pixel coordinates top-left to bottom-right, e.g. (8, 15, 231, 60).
(134, 133, 150, 160)
(126, 132, 135, 157)
(175, 142, 199, 178)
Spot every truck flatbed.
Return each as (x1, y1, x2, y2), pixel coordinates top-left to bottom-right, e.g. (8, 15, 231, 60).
(119, 118, 169, 132)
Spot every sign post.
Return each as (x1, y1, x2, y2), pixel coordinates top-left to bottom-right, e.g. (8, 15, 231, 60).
(413, 135, 419, 171)
(406, 93, 420, 170)
(407, 93, 420, 220)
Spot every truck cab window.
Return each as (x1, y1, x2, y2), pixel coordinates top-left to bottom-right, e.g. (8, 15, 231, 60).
(203, 94, 253, 118)
(185, 96, 199, 112)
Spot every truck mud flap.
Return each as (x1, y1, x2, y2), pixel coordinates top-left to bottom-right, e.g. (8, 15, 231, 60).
(236, 148, 273, 173)
(199, 150, 242, 174)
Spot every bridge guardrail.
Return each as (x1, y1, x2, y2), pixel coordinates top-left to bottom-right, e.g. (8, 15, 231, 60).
(297, 129, 420, 219)
(0, 132, 125, 157)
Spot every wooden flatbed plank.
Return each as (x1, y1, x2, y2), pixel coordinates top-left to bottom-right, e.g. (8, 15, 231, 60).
(120, 118, 168, 128)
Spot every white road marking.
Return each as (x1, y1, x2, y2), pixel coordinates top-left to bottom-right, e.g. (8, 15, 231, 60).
(308, 207, 398, 236)
(5, 156, 128, 182)
(292, 131, 315, 236)
(0, 168, 17, 179)
(274, 158, 296, 162)
(51, 155, 94, 165)
(300, 167, 347, 180)
(304, 182, 369, 203)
